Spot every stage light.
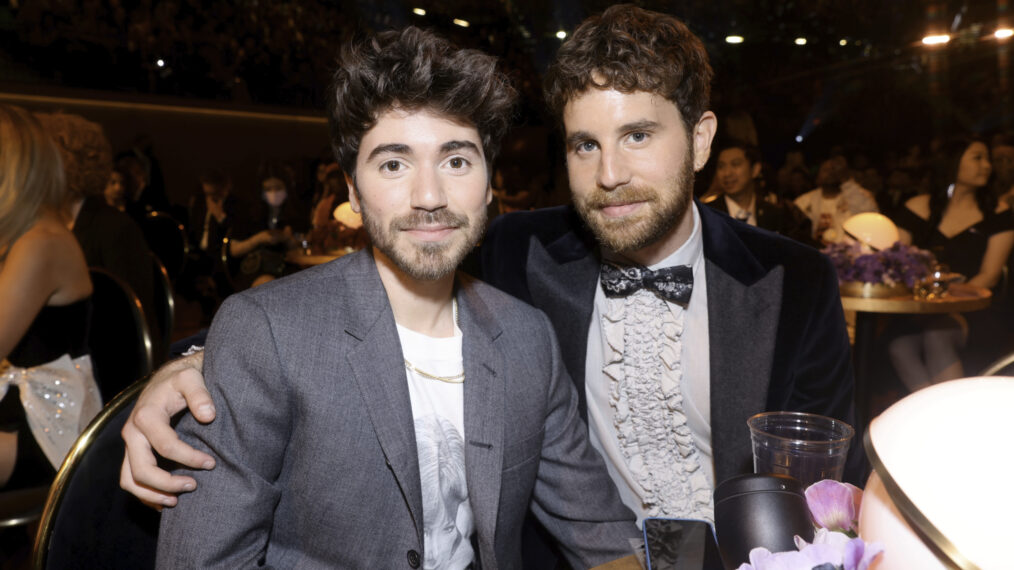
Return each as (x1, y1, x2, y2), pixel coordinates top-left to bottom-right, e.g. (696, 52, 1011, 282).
(996, 28, 1014, 40)
(795, 135, 803, 143)
(556, 30, 567, 40)
(794, 37, 807, 45)
(453, 18, 469, 28)
(156, 59, 165, 68)
(921, 34, 950, 45)
(412, 8, 426, 16)
(725, 35, 744, 44)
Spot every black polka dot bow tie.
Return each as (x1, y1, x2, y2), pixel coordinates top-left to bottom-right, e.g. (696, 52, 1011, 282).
(600, 262, 694, 305)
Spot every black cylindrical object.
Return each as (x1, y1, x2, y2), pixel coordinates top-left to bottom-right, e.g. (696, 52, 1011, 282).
(713, 473, 815, 570)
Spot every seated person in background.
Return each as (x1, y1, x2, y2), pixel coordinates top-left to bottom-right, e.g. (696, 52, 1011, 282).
(226, 162, 307, 288)
(310, 163, 349, 230)
(154, 27, 638, 568)
(795, 155, 878, 244)
(116, 152, 170, 222)
(181, 169, 236, 320)
(889, 136, 1014, 391)
(992, 133, 1014, 210)
(704, 140, 814, 245)
(103, 165, 131, 212)
(1, 105, 100, 490)
(35, 112, 155, 338)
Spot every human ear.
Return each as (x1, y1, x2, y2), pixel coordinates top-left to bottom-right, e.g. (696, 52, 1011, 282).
(692, 111, 718, 172)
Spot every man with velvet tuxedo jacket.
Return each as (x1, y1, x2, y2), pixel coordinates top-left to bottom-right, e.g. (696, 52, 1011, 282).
(481, 4, 858, 528)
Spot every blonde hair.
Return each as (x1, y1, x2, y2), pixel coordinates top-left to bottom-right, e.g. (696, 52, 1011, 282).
(34, 111, 112, 199)
(0, 104, 67, 248)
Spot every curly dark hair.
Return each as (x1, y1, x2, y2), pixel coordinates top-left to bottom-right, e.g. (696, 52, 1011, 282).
(544, 4, 713, 133)
(328, 27, 516, 177)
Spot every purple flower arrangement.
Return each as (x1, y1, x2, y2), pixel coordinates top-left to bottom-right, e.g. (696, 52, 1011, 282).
(736, 480, 885, 570)
(823, 242, 934, 288)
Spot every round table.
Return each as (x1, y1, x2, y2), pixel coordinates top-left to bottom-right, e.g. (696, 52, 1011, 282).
(843, 283, 992, 432)
(284, 248, 353, 267)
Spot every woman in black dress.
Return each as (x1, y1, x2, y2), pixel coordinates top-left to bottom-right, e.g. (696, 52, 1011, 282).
(889, 136, 1014, 391)
(0, 105, 96, 489)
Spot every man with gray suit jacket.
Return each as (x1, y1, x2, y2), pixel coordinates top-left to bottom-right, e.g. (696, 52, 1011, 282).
(154, 28, 637, 569)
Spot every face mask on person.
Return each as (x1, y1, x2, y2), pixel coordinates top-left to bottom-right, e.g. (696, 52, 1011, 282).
(264, 190, 287, 207)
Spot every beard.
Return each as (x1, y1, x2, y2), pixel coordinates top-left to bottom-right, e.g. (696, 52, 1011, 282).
(573, 148, 695, 253)
(361, 205, 486, 281)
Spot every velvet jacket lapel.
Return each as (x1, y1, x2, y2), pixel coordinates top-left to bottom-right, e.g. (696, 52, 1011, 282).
(523, 203, 783, 483)
(698, 204, 783, 483)
(340, 252, 507, 560)
(525, 226, 600, 415)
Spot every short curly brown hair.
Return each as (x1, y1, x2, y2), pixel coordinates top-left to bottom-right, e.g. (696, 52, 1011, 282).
(34, 112, 112, 199)
(544, 4, 713, 132)
(328, 27, 516, 177)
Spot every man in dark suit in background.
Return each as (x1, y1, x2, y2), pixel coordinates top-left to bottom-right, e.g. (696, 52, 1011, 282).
(703, 140, 814, 245)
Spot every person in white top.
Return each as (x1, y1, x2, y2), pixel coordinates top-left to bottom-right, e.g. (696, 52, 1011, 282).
(794, 155, 879, 244)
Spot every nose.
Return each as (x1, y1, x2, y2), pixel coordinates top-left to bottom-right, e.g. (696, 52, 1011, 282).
(411, 166, 448, 211)
(596, 147, 631, 190)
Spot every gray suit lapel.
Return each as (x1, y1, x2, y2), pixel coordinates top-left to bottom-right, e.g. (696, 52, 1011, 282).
(457, 281, 505, 568)
(342, 253, 425, 545)
(706, 259, 783, 483)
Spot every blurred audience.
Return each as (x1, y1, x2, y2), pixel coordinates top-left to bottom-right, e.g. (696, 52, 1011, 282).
(34, 111, 155, 337)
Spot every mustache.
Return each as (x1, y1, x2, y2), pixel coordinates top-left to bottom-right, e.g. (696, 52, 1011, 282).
(390, 209, 469, 231)
(581, 186, 657, 209)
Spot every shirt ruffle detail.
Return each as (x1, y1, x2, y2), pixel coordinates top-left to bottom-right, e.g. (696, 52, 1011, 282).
(602, 290, 713, 522)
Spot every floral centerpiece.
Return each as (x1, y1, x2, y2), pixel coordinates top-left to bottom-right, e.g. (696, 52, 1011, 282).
(737, 480, 884, 570)
(823, 242, 934, 298)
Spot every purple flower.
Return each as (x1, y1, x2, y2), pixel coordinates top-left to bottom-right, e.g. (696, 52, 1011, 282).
(823, 241, 933, 287)
(805, 480, 863, 535)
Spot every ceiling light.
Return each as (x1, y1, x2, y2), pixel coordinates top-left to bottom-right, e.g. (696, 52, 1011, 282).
(725, 35, 744, 44)
(794, 37, 807, 45)
(921, 34, 950, 45)
(839, 39, 848, 46)
(556, 30, 567, 40)
(412, 8, 425, 16)
(453, 18, 469, 28)
(996, 28, 1014, 40)
(156, 59, 165, 67)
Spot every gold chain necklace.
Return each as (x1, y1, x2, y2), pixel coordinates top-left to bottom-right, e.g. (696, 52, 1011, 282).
(403, 299, 463, 384)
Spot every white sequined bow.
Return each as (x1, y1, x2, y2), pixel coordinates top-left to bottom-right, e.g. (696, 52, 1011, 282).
(0, 354, 102, 469)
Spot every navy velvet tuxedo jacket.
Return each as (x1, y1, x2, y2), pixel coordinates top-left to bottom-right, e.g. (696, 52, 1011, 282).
(481, 201, 859, 486)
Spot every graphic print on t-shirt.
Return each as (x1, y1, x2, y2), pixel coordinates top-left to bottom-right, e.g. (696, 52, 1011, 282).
(415, 415, 474, 569)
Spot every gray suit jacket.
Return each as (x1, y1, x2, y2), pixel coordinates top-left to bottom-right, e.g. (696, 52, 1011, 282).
(157, 250, 638, 569)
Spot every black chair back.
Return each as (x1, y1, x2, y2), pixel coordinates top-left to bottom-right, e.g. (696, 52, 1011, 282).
(148, 252, 175, 364)
(32, 379, 159, 570)
(87, 268, 154, 400)
(139, 211, 188, 283)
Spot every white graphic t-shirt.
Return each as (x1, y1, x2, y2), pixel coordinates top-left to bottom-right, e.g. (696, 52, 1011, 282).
(398, 322, 475, 570)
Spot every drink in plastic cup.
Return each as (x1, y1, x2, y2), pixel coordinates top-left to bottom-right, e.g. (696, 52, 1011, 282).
(747, 411, 854, 488)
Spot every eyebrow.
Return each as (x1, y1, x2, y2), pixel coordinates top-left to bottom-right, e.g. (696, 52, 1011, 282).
(366, 143, 411, 162)
(441, 140, 481, 155)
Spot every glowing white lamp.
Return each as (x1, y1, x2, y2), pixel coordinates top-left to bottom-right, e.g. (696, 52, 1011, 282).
(859, 377, 1014, 569)
(333, 201, 362, 229)
(842, 213, 899, 252)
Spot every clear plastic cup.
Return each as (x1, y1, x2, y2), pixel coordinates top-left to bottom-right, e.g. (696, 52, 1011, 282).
(747, 411, 854, 488)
